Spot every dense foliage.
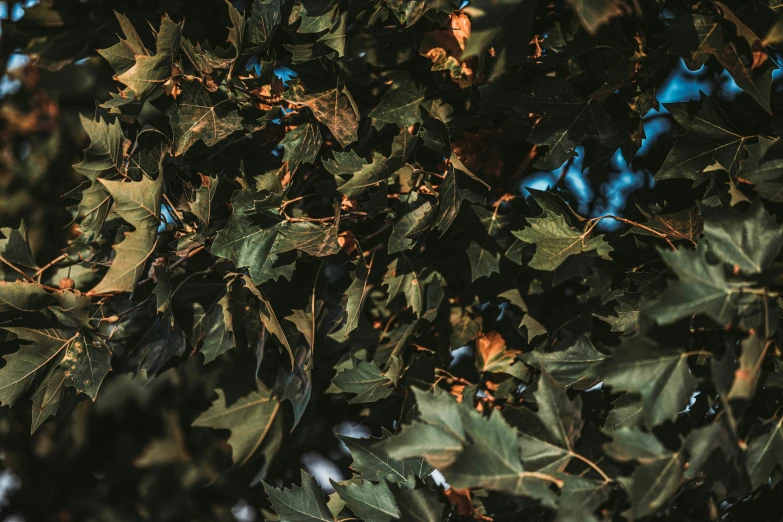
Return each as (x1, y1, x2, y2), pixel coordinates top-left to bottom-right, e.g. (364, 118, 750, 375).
(2, 0, 783, 520)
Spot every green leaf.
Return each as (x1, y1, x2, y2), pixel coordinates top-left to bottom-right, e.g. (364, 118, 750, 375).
(655, 96, 749, 185)
(606, 429, 685, 519)
(512, 210, 612, 271)
(339, 431, 431, 483)
(30, 365, 65, 433)
(0, 327, 76, 406)
(211, 189, 293, 285)
(0, 281, 52, 312)
(381, 387, 557, 503)
(739, 137, 783, 202)
(325, 132, 416, 197)
(332, 479, 399, 522)
(97, 12, 148, 76)
(246, 0, 281, 53)
(510, 79, 621, 170)
(60, 333, 111, 400)
(198, 292, 235, 364)
(263, 469, 332, 522)
(604, 394, 644, 431)
(89, 172, 163, 294)
(73, 108, 130, 182)
(190, 175, 219, 229)
(521, 332, 607, 388)
(511, 370, 585, 474)
(114, 15, 182, 102)
(330, 360, 394, 403)
(388, 192, 436, 254)
(746, 416, 783, 489)
(599, 338, 697, 426)
(646, 243, 742, 326)
(383, 255, 424, 317)
(341, 259, 369, 335)
(193, 383, 279, 465)
(281, 122, 322, 173)
(368, 78, 425, 128)
(432, 159, 487, 236)
(702, 202, 783, 274)
(241, 275, 295, 368)
(274, 213, 340, 257)
(465, 240, 501, 281)
(168, 81, 244, 156)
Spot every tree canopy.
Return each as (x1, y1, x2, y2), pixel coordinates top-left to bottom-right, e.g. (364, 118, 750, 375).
(1, 0, 783, 520)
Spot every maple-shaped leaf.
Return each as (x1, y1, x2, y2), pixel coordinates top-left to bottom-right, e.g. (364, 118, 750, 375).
(246, 0, 281, 53)
(331, 479, 400, 522)
(324, 132, 416, 197)
(189, 174, 219, 230)
(664, 11, 773, 113)
(604, 428, 685, 519)
(114, 14, 182, 102)
(655, 95, 750, 185)
(702, 202, 783, 274)
(556, 474, 611, 522)
(195, 291, 235, 364)
(739, 137, 783, 202)
(513, 210, 612, 271)
(0, 327, 76, 406)
(192, 383, 279, 466)
(380, 387, 557, 503)
(339, 430, 432, 484)
(631, 206, 701, 245)
(73, 108, 130, 182)
(510, 78, 621, 169)
(389, 192, 436, 254)
(508, 371, 585, 474)
(521, 331, 607, 388)
(30, 366, 66, 433)
(432, 156, 487, 236)
(604, 394, 644, 431)
(368, 77, 425, 128)
(0, 280, 52, 312)
(465, 240, 501, 281)
(274, 210, 340, 257)
(383, 255, 425, 317)
(330, 360, 395, 403)
(89, 173, 163, 294)
(263, 469, 332, 522)
(127, 318, 186, 377)
(211, 189, 293, 286)
(646, 243, 742, 325)
(599, 337, 697, 426)
(0, 222, 37, 279)
(337, 258, 370, 336)
(97, 12, 148, 76)
(745, 416, 783, 489)
(168, 82, 244, 156)
(593, 293, 654, 335)
(281, 122, 322, 173)
(285, 84, 359, 148)
(241, 275, 295, 368)
(475, 331, 519, 373)
(391, 484, 446, 522)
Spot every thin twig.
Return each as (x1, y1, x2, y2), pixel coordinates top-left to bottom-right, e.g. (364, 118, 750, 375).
(136, 245, 206, 287)
(33, 254, 66, 283)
